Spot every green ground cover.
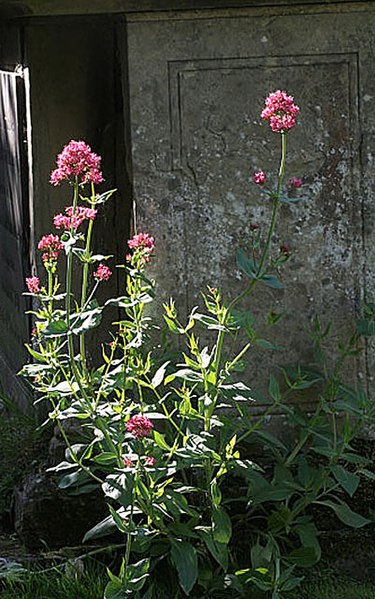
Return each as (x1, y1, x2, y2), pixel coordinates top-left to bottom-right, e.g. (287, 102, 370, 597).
(2, 565, 375, 599)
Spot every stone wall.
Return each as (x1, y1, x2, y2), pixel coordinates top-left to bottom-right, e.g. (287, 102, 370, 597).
(0, 2, 374, 401)
(125, 4, 375, 398)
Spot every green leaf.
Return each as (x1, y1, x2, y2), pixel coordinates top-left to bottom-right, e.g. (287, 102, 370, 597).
(212, 507, 232, 544)
(126, 558, 150, 592)
(252, 430, 287, 452)
(236, 248, 257, 279)
(151, 361, 170, 388)
(25, 344, 47, 362)
(164, 369, 203, 384)
(91, 188, 117, 205)
(83, 515, 116, 543)
(287, 546, 319, 567)
(356, 318, 375, 337)
(104, 579, 126, 599)
(193, 313, 226, 331)
(269, 374, 281, 402)
(89, 253, 113, 263)
(58, 469, 91, 490)
(106, 293, 153, 309)
(359, 468, 375, 480)
(210, 480, 222, 508)
(297, 456, 312, 487)
(280, 575, 305, 591)
(170, 540, 198, 595)
(42, 320, 68, 337)
(316, 499, 371, 528)
(164, 316, 180, 334)
(256, 339, 284, 351)
(103, 474, 134, 507)
(71, 305, 102, 335)
(198, 528, 228, 570)
(331, 465, 360, 497)
(153, 431, 171, 451)
(61, 231, 78, 254)
(108, 505, 128, 534)
(295, 522, 321, 560)
(47, 380, 79, 395)
(261, 274, 284, 289)
(93, 452, 117, 465)
(250, 539, 273, 569)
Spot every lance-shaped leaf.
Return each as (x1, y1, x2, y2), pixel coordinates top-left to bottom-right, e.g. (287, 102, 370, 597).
(170, 540, 198, 595)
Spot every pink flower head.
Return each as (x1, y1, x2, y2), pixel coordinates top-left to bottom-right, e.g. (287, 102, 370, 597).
(280, 243, 291, 257)
(145, 456, 156, 466)
(54, 206, 97, 231)
(290, 177, 302, 188)
(93, 263, 112, 282)
(253, 171, 266, 186)
(37, 234, 64, 263)
(250, 223, 259, 231)
(127, 233, 155, 263)
(261, 90, 299, 133)
(26, 276, 40, 294)
(123, 456, 134, 468)
(50, 140, 104, 186)
(126, 414, 153, 439)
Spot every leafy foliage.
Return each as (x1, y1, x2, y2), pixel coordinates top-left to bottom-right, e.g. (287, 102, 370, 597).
(20, 122, 375, 598)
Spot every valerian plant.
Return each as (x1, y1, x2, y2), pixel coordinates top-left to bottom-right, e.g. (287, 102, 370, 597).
(21, 93, 375, 599)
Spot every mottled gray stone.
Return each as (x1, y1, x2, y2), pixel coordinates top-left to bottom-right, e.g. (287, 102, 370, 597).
(126, 6, 375, 399)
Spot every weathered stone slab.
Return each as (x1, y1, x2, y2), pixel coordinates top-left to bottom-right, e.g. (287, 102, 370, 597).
(126, 7, 375, 398)
(0, 0, 370, 18)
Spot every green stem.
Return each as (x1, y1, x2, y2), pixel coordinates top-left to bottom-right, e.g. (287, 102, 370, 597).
(95, 417, 123, 467)
(79, 183, 96, 371)
(49, 397, 103, 485)
(47, 268, 53, 317)
(285, 402, 322, 467)
(212, 132, 287, 377)
(28, 543, 127, 575)
(237, 399, 280, 445)
(66, 179, 79, 362)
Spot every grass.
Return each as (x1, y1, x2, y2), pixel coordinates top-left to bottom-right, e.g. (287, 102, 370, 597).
(0, 563, 106, 599)
(1, 562, 375, 598)
(295, 579, 375, 599)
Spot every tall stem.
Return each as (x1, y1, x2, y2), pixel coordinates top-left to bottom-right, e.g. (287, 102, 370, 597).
(212, 133, 287, 376)
(47, 268, 53, 317)
(66, 179, 79, 362)
(79, 183, 96, 371)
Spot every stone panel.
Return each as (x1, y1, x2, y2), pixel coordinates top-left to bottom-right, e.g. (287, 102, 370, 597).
(126, 8, 374, 397)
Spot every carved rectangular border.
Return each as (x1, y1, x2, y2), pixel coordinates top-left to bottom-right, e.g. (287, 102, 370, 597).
(168, 52, 359, 173)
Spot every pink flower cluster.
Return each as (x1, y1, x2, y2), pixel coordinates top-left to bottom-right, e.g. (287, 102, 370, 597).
(122, 455, 156, 467)
(128, 233, 155, 253)
(253, 171, 266, 186)
(280, 243, 291, 257)
(38, 234, 64, 262)
(261, 90, 299, 133)
(290, 177, 302, 188)
(127, 233, 155, 263)
(50, 140, 104, 186)
(126, 414, 153, 439)
(93, 263, 112, 282)
(26, 276, 40, 294)
(54, 206, 97, 231)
